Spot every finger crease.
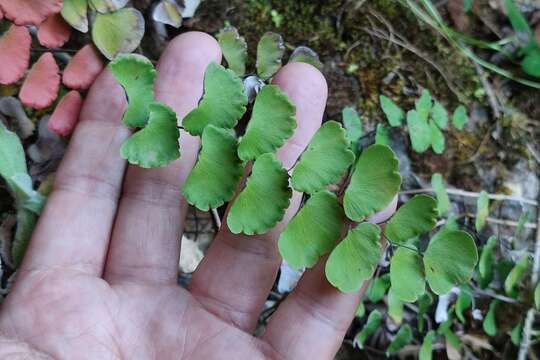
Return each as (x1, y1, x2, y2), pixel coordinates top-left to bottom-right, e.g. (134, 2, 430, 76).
(289, 289, 349, 334)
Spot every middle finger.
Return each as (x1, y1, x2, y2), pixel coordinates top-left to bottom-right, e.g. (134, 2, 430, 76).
(189, 62, 328, 331)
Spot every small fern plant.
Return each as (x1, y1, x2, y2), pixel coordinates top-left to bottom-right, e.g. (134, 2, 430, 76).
(379, 89, 468, 154)
(109, 42, 478, 295)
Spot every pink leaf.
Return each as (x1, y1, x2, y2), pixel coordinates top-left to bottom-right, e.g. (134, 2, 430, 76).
(0, 0, 62, 26)
(19, 52, 61, 110)
(0, 25, 31, 85)
(37, 13, 72, 48)
(48, 90, 83, 136)
(63, 44, 104, 90)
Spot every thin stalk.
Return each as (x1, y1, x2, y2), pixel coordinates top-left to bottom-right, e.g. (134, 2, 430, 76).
(400, 188, 538, 206)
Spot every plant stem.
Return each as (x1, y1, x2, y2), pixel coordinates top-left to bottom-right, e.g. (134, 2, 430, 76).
(384, 235, 422, 255)
(472, 286, 521, 305)
(400, 188, 538, 206)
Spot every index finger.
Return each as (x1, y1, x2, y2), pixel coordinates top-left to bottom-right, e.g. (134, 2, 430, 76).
(18, 70, 129, 277)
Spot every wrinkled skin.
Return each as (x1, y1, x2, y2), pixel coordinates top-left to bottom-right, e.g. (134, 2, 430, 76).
(0, 32, 396, 360)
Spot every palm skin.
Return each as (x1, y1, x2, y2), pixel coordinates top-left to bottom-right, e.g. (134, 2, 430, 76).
(0, 32, 395, 360)
(1, 270, 278, 359)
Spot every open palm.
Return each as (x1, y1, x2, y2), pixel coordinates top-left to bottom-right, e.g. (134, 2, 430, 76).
(0, 32, 394, 360)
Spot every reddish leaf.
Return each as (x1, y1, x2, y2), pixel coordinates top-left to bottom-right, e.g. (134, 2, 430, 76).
(48, 90, 82, 136)
(0, 0, 62, 26)
(19, 53, 61, 109)
(63, 44, 104, 90)
(0, 25, 31, 85)
(37, 13, 72, 48)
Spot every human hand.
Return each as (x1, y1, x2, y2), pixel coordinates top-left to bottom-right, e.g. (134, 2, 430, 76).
(0, 32, 395, 360)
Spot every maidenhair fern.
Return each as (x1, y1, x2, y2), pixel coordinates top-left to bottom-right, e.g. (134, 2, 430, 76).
(109, 36, 478, 295)
(380, 89, 468, 154)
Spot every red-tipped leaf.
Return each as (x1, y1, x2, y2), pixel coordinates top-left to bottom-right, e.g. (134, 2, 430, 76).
(0, 0, 62, 26)
(38, 13, 72, 48)
(19, 52, 61, 109)
(63, 44, 104, 90)
(0, 25, 31, 85)
(48, 90, 83, 136)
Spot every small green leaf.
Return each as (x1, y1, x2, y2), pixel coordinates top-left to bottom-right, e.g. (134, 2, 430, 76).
(455, 285, 472, 323)
(390, 247, 425, 302)
(110, 54, 157, 128)
(0, 123, 27, 180)
(431, 101, 448, 129)
(444, 330, 461, 351)
(431, 173, 450, 216)
(424, 229, 478, 295)
(227, 153, 291, 235)
(342, 107, 363, 150)
(384, 195, 438, 244)
(61, 0, 88, 33)
(504, 255, 529, 297)
(367, 273, 391, 303)
(89, 0, 128, 13)
(91, 8, 145, 60)
(514, 210, 530, 239)
(475, 190, 489, 232)
(535, 282, 540, 310)
(511, 320, 523, 346)
(354, 310, 382, 349)
(343, 144, 401, 222)
(437, 316, 453, 335)
(0, 125, 44, 215)
(497, 260, 514, 284)
(387, 324, 413, 355)
(375, 124, 390, 146)
(452, 105, 468, 130)
(9, 173, 46, 214)
(478, 235, 497, 288)
(291, 121, 354, 193)
(182, 126, 244, 211)
(278, 190, 344, 269)
(504, 0, 534, 44)
(419, 330, 435, 360)
(256, 32, 285, 80)
(430, 120, 445, 154)
(407, 110, 431, 153)
(415, 89, 433, 121)
(325, 223, 382, 292)
(355, 301, 366, 318)
(443, 214, 460, 232)
(217, 26, 247, 76)
(238, 85, 296, 161)
(12, 209, 37, 267)
(120, 102, 180, 168)
(483, 299, 499, 336)
(380, 95, 404, 127)
(388, 288, 404, 324)
(183, 62, 248, 136)
(288, 46, 323, 70)
(417, 293, 433, 332)
(522, 47, 540, 77)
